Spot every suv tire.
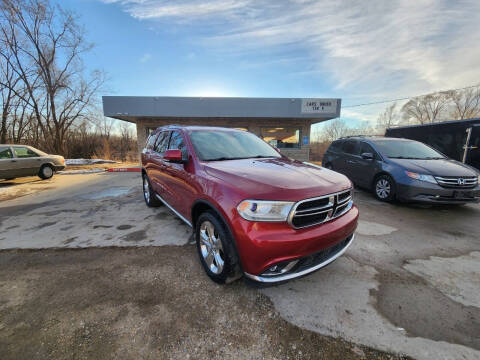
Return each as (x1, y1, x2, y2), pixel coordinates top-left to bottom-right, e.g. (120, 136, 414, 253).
(195, 211, 241, 284)
(374, 174, 395, 202)
(142, 173, 163, 207)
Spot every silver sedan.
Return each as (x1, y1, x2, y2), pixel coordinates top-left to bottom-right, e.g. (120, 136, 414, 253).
(0, 144, 65, 180)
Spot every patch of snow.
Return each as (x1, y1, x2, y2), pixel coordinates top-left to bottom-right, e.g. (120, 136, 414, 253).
(356, 220, 397, 236)
(65, 159, 117, 165)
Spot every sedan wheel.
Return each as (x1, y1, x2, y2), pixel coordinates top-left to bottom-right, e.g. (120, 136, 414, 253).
(199, 220, 225, 275)
(39, 165, 54, 179)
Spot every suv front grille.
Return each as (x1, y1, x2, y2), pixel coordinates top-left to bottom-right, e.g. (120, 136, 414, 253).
(289, 189, 353, 229)
(434, 176, 478, 188)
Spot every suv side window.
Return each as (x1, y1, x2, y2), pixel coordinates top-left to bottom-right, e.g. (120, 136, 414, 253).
(13, 147, 39, 158)
(146, 133, 158, 150)
(359, 142, 377, 158)
(328, 140, 343, 152)
(154, 131, 170, 154)
(0, 146, 13, 159)
(342, 140, 359, 155)
(168, 131, 187, 159)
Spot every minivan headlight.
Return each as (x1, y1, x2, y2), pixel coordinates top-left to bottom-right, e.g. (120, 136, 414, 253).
(237, 200, 294, 222)
(405, 171, 437, 184)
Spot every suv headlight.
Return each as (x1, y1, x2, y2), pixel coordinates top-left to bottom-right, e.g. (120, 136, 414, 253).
(237, 200, 294, 222)
(405, 171, 437, 184)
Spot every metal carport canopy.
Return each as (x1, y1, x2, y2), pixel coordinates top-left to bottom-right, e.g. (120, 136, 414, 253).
(102, 96, 341, 123)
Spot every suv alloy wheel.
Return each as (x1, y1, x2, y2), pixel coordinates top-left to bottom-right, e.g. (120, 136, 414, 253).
(142, 174, 162, 207)
(195, 211, 240, 284)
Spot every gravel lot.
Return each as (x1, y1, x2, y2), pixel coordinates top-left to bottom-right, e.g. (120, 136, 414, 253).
(1, 172, 479, 359)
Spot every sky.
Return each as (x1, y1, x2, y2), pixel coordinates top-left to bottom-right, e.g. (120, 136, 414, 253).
(61, 0, 480, 130)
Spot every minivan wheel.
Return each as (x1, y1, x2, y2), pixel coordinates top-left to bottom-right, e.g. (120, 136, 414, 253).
(142, 174, 162, 207)
(374, 175, 395, 202)
(195, 211, 240, 284)
(38, 164, 54, 180)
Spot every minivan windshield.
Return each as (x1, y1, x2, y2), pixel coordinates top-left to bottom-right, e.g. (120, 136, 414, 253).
(189, 130, 281, 161)
(373, 139, 445, 159)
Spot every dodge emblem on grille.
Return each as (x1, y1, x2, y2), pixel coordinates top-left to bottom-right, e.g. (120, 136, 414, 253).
(457, 178, 465, 185)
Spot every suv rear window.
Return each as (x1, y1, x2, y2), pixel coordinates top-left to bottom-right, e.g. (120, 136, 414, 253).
(154, 131, 170, 154)
(146, 133, 158, 150)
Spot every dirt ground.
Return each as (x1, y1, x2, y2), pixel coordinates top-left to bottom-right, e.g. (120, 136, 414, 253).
(64, 161, 139, 171)
(0, 246, 410, 360)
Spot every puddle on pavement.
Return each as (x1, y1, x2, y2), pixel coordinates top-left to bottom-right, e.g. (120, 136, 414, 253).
(80, 187, 132, 200)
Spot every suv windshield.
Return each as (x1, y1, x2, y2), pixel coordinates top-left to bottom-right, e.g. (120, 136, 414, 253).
(373, 139, 444, 159)
(189, 130, 281, 161)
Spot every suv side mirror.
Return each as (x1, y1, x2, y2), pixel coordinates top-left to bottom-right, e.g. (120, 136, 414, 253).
(164, 149, 185, 163)
(361, 152, 374, 160)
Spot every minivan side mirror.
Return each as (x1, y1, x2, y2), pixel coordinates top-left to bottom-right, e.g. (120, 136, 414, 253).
(164, 149, 185, 163)
(361, 152, 374, 160)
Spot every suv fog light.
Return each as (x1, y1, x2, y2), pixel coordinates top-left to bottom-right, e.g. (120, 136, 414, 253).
(263, 260, 299, 276)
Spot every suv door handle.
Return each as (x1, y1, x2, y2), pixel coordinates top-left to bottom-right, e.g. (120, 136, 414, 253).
(11, 160, 17, 162)
(347, 160, 356, 164)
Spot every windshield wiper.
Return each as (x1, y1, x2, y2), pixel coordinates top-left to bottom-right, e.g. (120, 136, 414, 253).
(205, 157, 240, 161)
(388, 156, 417, 159)
(245, 155, 273, 159)
(205, 155, 275, 161)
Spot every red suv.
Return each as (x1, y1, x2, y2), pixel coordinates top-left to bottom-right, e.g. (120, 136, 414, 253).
(141, 126, 358, 284)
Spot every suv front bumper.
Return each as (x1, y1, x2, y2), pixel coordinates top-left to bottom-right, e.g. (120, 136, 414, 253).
(231, 205, 358, 281)
(244, 233, 355, 282)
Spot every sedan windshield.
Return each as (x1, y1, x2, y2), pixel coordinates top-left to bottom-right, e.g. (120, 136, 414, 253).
(373, 139, 445, 159)
(189, 130, 281, 161)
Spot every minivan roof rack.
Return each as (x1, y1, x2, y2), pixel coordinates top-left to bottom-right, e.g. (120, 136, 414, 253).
(337, 135, 384, 140)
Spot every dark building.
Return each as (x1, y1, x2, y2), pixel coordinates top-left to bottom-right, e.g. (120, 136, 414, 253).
(386, 118, 480, 170)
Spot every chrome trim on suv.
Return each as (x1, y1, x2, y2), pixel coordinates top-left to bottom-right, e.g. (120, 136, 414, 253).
(244, 234, 355, 283)
(155, 194, 192, 227)
(287, 188, 353, 229)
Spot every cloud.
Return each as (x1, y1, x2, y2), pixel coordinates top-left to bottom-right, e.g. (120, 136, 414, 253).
(139, 53, 152, 63)
(102, 0, 251, 19)
(102, 0, 480, 120)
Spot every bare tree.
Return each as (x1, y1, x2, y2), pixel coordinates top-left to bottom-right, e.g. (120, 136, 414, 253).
(446, 86, 480, 120)
(0, 40, 22, 143)
(376, 102, 398, 133)
(322, 119, 350, 142)
(0, 0, 105, 154)
(401, 92, 449, 124)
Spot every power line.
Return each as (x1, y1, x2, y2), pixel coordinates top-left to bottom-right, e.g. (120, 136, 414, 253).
(342, 84, 480, 108)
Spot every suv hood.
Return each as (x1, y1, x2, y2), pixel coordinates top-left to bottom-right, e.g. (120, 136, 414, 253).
(204, 157, 351, 201)
(389, 158, 478, 177)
